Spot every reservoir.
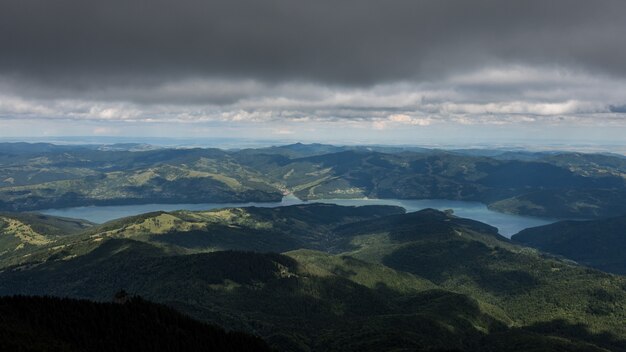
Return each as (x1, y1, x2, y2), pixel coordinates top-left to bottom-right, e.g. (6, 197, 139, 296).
(39, 195, 555, 237)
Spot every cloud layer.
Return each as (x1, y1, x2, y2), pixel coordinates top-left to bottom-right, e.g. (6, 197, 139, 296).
(0, 0, 625, 140)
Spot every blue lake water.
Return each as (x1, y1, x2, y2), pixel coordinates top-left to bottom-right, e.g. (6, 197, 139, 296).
(39, 195, 555, 237)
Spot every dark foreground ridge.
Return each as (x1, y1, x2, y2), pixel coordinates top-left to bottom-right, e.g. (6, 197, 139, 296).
(0, 295, 272, 352)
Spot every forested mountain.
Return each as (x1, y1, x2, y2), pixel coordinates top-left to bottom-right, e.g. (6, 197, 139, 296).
(0, 204, 405, 269)
(0, 212, 93, 260)
(1, 204, 625, 351)
(1, 143, 625, 218)
(513, 215, 626, 275)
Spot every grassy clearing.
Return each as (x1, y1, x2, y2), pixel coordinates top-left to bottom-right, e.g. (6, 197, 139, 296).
(0, 217, 51, 246)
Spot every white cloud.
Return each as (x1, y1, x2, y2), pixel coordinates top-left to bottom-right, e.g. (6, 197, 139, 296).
(92, 126, 119, 135)
(273, 128, 294, 135)
(1, 65, 626, 138)
(439, 100, 605, 116)
(372, 114, 435, 130)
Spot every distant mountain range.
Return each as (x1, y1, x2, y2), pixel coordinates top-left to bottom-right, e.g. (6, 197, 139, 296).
(1, 142, 626, 218)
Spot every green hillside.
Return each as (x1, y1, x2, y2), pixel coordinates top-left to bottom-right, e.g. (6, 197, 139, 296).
(335, 210, 626, 337)
(0, 204, 404, 269)
(513, 215, 626, 274)
(0, 204, 625, 351)
(77, 203, 405, 250)
(0, 213, 93, 260)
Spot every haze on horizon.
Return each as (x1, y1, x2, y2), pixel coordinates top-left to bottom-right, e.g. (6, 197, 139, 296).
(1, 0, 625, 145)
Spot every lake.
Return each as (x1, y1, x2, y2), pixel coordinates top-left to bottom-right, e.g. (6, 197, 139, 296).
(39, 195, 555, 237)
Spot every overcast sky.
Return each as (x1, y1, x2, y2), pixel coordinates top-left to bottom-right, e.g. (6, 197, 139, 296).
(1, 0, 625, 145)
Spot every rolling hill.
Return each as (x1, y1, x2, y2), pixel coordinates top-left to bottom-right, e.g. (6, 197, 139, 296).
(513, 215, 626, 275)
(0, 212, 93, 261)
(0, 204, 625, 351)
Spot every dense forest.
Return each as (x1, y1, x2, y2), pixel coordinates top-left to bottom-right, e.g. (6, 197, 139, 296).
(0, 295, 272, 352)
(513, 214, 626, 274)
(1, 203, 626, 351)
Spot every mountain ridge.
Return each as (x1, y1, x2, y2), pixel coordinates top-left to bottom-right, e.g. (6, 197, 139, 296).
(513, 214, 626, 274)
(2, 143, 626, 218)
(0, 204, 625, 351)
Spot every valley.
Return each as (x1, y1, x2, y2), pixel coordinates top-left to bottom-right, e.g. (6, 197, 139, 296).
(2, 142, 625, 219)
(39, 195, 555, 237)
(1, 200, 626, 351)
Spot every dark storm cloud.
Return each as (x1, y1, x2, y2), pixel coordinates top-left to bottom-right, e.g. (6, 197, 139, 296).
(1, 0, 626, 133)
(610, 105, 626, 113)
(1, 0, 625, 88)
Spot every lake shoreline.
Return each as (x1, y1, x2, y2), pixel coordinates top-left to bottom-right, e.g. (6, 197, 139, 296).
(39, 195, 558, 238)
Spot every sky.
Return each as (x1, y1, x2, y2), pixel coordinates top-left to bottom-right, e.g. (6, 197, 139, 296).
(1, 0, 626, 146)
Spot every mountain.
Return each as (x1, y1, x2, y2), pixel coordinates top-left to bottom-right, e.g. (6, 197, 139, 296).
(488, 188, 626, 218)
(1, 204, 625, 351)
(237, 142, 432, 158)
(0, 162, 283, 211)
(512, 215, 626, 274)
(332, 208, 626, 343)
(236, 142, 350, 158)
(0, 204, 405, 268)
(0, 295, 272, 352)
(83, 203, 406, 252)
(0, 213, 93, 261)
(2, 142, 626, 218)
(233, 148, 625, 212)
(3, 238, 622, 351)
